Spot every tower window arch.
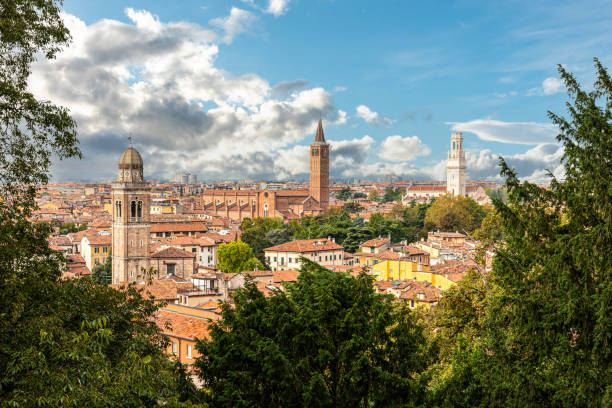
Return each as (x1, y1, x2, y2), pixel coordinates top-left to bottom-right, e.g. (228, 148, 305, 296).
(115, 200, 122, 218)
(137, 201, 143, 218)
(263, 203, 269, 217)
(131, 201, 136, 218)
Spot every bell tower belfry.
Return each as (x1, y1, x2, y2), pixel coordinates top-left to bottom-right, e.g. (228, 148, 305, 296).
(111, 145, 151, 284)
(446, 132, 466, 196)
(310, 119, 330, 211)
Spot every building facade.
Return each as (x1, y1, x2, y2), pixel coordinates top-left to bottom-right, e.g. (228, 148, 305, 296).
(446, 132, 466, 196)
(202, 120, 330, 221)
(264, 238, 344, 271)
(111, 146, 151, 284)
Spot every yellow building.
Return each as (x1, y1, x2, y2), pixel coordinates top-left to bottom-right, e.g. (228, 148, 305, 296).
(371, 259, 455, 290)
(80, 234, 112, 272)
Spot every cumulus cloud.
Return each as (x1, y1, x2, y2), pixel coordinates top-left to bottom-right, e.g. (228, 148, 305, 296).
(36, 10, 346, 182)
(527, 76, 564, 96)
(424, 143, 565, 183)
(266, 0, 291, 17)
(447, 119, 558, 145)
(209, 7, 257, 44)
(355, 105, 393, 126)
(378, 135, 431, 162)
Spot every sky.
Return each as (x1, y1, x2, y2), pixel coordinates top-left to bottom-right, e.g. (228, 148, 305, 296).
(36, 0, 612, 183)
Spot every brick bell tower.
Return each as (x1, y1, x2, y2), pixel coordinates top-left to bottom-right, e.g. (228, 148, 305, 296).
(111, 144, 151, 284)
(310, 119, 330, 210)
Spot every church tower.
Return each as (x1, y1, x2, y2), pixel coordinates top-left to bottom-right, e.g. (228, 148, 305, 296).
(310, 119, 330, 210)
(446, 132, 466, 196)
(111, 145, 151, 284)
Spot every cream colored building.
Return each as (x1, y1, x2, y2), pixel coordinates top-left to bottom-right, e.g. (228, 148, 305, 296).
(446, 132, 466, 196)
(264, 238, 344, 271)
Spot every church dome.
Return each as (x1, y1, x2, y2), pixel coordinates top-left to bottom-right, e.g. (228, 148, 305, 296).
(118, 147, 143, 168)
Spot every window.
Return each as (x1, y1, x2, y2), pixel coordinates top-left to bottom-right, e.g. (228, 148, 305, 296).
(167, 264, 175, 275)
(312, 148, 319, 156)
(172, 341, 177, 354)
(115, 200, 122, 217)
(410, 300, 415, 308)
(325, 255, 328, 261)
(263, 203, 268, 217)
(273, 257, 277, 262)
(137, 201, 142, 218)
(280, 257, 284, 265)
(370, 247, 375, 253)
(95, 258, 99, 265)
(267, 256, 270, 263)
(140, 240, 143, 247)
(94, 247, 99, 254)
(130, 201, 136, 218)
(192, 248, 196, 253)
(187, 345, 192, 358)
(319, 256, 322, 262)
(103, 247, 108, 253)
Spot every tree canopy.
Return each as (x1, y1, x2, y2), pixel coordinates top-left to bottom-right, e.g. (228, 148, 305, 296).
(216, 240, 264, 273)
(424, 194, 487, 233)
(196, 260, 435, 407)
(430, 60, 612, 407)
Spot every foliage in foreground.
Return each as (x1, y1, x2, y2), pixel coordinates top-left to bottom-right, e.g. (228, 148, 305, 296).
(196, 260, 435, 407)
(430, 59, 612, 407)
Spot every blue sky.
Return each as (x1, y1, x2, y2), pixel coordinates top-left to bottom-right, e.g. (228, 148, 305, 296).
(41, 0, 612, 182)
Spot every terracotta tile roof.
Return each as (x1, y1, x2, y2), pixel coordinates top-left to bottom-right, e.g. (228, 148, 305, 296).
(150, 222, 208, 233)
(243, 270, 274, 277)
(399, 281, 442, 303)
(429, 231, 467, 238)
(66, 254, 86, 264)
(155, 310, 211, 341)
(151, 246, 196, 259)
(406, 185, 447, 192)
(110, 278, 194, 301)
(85, 235, 112, 245)
(377, 250, 402, 260)
(272, 269, 299, 283)
(361, 237, 390, 248)
(167, 236, 216, 246)
(255, 281, 283, 297)
(264, 238, 344, 253)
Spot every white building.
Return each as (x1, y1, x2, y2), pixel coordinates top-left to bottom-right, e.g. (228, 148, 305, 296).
(264, 238, 345, 271)
(446, 132, 466, 196)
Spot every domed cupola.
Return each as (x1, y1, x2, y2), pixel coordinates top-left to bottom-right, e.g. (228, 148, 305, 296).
(117, 146, 144, 182)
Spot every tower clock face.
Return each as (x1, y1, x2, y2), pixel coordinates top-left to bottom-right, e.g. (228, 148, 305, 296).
(125, 170, 130, 177)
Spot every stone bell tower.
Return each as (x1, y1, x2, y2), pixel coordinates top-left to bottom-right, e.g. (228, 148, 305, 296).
(310, 119, 330, 210)
(446, 132, 466, 196)
(111, 145, 151, 284)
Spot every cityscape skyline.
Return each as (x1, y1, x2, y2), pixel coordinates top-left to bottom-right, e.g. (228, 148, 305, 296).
(39, 0, 612, 183)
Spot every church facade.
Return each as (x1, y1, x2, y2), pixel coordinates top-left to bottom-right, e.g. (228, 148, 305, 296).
(202, 120, 330, 221)
(111, 146, 151, 284)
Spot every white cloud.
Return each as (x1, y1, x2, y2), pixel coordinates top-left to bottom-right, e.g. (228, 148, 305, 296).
(266, 0, 291, 17)
(32, 10, 346, 182)
(527, 76, 564, 96)
(378, 135, 431, 162)
(447, 119, 558, 145)
(209, 7, 256, 44)
(355, 104, 393, 126)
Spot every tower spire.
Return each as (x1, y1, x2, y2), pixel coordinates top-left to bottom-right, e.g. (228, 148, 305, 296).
(315, 119, 325, 142)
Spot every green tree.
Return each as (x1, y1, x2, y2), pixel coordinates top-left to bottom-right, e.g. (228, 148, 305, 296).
(424, 194, 486, 233)
(368, 190, 380, 201)
(433, 60, 612, 407)
(382, 186, 404, 203)
(343, 201, 363, 213)
(0, 2, 199, 405)
(240, 217, 284, 267)
(196, 260, 435, 407)
(217, 240, 264, 273)
(92, 254, 112, 284)
(336, 186, 352, 200)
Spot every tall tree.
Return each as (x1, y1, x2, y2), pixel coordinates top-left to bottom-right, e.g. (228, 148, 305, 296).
(424, 194, 486, 233)
(0, 2, 199, 405)
(196, 260, 435, 407)
(433, 60, 612, 407)
(216, 240, 264, 273)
